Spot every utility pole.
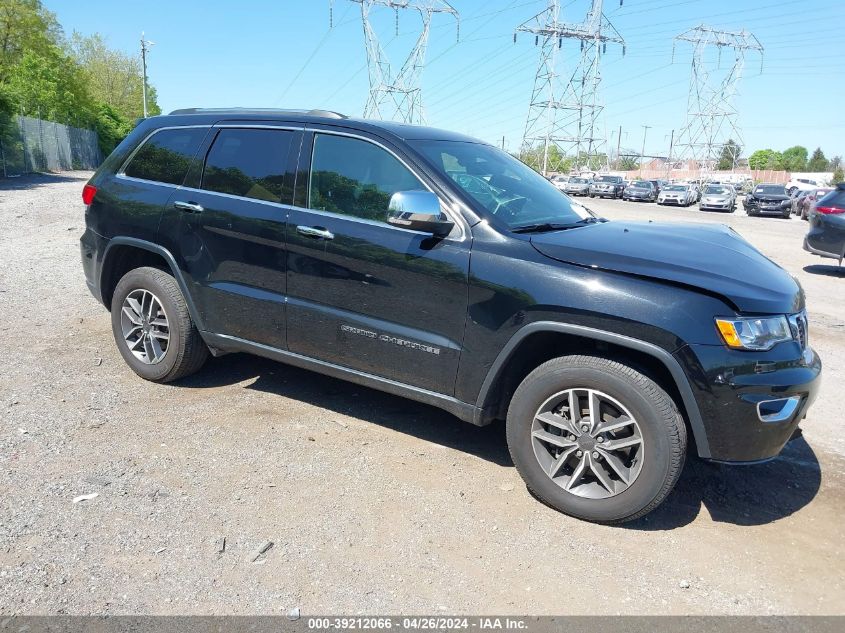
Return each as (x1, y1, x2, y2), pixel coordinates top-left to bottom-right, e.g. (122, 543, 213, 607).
(615, 124, 622, 170)
(672, 25, 763, 180)
(639, 125, 650, 177)
(334, 1, 459, 125)
(516, 1, 626, 176)
(666, 128, 674, 177)
(140, 33, 155, 118)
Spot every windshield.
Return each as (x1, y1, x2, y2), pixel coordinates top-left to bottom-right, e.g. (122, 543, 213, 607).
(571, 177, 589, 184)
(596, 176, 620, 183)
(411, 140, 593, 230)
(754, 185, 786, 195)
(664, 185, 686, 191)
(705, 186, 730, 195)
(631, 181, 651, 188)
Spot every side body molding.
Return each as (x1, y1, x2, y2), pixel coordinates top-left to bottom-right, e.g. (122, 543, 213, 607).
(473, 321, 711, 458)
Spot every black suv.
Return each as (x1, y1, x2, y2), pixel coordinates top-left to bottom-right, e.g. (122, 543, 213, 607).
(80, 109, 821, 524)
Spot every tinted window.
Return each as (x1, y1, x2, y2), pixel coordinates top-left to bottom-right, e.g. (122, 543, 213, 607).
(308, 134, 423, 222)
(202, 128, 293, 203)
(754, 185, 786, 195)
(124, 128, 207, 185)
(818, 189, 845, 207)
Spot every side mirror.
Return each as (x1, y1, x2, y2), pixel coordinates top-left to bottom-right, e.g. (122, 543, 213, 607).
(387, 190, 455, 237)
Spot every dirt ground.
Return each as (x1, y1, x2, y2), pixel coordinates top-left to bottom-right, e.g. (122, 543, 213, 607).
(1, 172, 843, 615)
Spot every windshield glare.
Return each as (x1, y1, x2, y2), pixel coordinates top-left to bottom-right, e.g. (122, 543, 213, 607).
(412, 140, 593, 229)
(705, 186, 730, 195)
(664, 185, 686, 191)
(631, 181, 651, 188)
(596, 176, 619, 183)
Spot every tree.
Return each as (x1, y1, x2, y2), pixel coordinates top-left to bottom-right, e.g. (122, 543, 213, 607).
(781, 145, 808, 172)
(748, 149, 783, 171)
(69, 32, 159, 120)
(807, 147, 829, 172)
(717, 139, 741, 170)
(830, 155, 842, 171)
(617, 155, 639, 170)
(832, 167, 844, 185)
(0, 0, 60, 83)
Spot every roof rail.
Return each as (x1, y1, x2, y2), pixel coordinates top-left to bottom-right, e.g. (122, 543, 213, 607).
(168, 107, 348, 119)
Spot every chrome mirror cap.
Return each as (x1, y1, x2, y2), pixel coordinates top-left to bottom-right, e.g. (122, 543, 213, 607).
(387, 190, 454, 237)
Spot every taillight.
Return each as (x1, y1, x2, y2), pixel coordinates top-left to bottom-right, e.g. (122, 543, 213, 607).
(816, 206, 845, 215)
(82, 184, 97, 206)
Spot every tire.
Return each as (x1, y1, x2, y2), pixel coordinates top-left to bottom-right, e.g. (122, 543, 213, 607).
(506, 355, 686, 524)
(110, 266, 209, 383)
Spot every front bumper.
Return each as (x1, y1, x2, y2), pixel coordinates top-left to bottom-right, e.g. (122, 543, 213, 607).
(746, 203, 791, 215)
(658, 197, 684, 205)
(674, 342, 821, 462)
(700, 200, 733, 210)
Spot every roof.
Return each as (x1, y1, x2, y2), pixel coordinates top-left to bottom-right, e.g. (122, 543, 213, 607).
(159, 107, 484, 144)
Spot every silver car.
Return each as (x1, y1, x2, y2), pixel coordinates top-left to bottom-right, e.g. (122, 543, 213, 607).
(562, 177, 592, 196)
(657, 184, 694, 206)
(699, 184, 737, 212)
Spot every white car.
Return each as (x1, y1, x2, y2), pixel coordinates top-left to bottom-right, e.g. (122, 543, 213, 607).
(657, 184, 695, 206)
(549, 175, 569, 191)
(786, 178, 820, 194)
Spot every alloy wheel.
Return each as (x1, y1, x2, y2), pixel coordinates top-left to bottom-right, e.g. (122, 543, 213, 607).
(120, 289, 170, 364)
(531, 388, 645, 499)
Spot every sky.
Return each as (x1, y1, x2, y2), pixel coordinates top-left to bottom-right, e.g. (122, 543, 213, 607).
(45, 0, 845, 160)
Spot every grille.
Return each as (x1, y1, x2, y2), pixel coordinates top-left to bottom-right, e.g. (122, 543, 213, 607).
(789, 311, 808, 349)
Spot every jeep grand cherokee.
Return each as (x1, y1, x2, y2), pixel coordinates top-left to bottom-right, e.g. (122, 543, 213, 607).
(80, 108, 821, 524)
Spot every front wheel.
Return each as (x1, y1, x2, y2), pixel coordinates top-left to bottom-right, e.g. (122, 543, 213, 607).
(506, 355, 686, 524)
(111, 266, 209, 383)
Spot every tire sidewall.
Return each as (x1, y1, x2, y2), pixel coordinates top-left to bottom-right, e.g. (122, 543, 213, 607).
(111, 269, 183, 382)
(507, 363, 674, 523)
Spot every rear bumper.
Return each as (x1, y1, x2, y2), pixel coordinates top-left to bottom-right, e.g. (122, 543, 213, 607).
(80, 228, 107, 305)
(674, 343, 821, 462)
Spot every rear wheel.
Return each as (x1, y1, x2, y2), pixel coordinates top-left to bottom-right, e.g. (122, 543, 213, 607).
(506, 355, 686, 524)
(110, 266, 209, 383)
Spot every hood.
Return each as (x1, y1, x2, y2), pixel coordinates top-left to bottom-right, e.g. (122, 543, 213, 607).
(530, 221, 802, 314)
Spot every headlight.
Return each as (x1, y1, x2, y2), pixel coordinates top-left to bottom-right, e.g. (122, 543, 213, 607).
(715, 316, 793, 351)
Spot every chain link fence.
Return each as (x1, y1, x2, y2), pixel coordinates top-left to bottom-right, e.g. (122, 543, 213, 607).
(0, 115, 102, 177)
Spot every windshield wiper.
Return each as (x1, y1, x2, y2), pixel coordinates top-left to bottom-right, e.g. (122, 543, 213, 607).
(511, 217, 605, 233)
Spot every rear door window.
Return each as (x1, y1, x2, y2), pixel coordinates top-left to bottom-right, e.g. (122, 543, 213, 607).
(123, 128, 207, 185)
(201, 128, 294, 203)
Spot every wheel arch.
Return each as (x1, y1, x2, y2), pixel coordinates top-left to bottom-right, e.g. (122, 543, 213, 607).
(473, 321, 711, 458)
(101, 237, 205, 331)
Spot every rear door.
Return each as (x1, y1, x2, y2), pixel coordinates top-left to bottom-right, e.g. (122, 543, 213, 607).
(169, 124, 301, 349)
(285, 128, 470, 395)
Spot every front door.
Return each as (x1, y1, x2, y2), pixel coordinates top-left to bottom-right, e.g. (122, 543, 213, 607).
(171, 125, 300, 349)
(286, 129, 470, 395)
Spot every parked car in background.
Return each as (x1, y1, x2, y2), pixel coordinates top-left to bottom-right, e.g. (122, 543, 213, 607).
(589, 174, 625, 199)
(623, 180, 657, 202)
(562, 176, 592, 196)
(699, 184, 737, 212)
(787, 178, 821, 194)
(657, 184, 694, 206)
(790, 189, 810, 216)
(648, 179, 666, 196)
(804, 184, 845, 264)
(550, 174, 569, 192)
(744, 183, 792, 218)
(799, 188, 834, 221)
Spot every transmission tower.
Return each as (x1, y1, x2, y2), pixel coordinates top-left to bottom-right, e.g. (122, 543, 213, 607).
(516, 1, 625, 176)
(332, 0, 459, 124)
(672, 25, 763, 176)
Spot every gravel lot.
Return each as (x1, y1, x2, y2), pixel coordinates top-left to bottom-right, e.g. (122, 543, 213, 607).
(1, 172, 844, 615)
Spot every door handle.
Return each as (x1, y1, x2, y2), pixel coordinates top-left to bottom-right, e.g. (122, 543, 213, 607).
(174, 200, 204, 213)
(296, 225, 335, 240)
